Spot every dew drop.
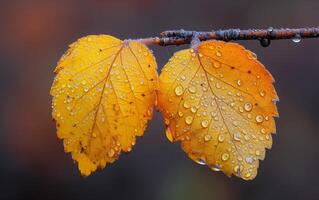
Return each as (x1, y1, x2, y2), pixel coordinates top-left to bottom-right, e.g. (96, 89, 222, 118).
(211, 111, 217, 117)
(245, 173, 251, 178)
(166, 128, 174, 142)
(175, 85, 184, 96)
(211, 164, 221, 171)
(201, 119, 209, 128)
(259, 90, 266, 97)
(215, 82, 221, 89)
(245, 156, 254, 164)
(233, 132, 241, 141)
(255, 150, 261, 156)
(244, 103, 253, 112)
(239, 106, 244, 113)
(216, 51, 222, 57)
(260, 128, 266, 134)
(84, 88, 89, 92)
(222, 153, 229, 161)
(233, 165, 242, 174)
(236, 80, 242, 86)
(218, 134, 225, 142)
(204, 134, 211, 142)
(292, 34, 301, 43)
(185, 116, 193, 125)
(178, 111, 184, 117)
(183, 101, 191, 109)
(108, 149, 115, 157)
(255, 115, 264, 123)
(213, 62, 221, 68)
(188, 86, 196, 93)
(81, 80, 87, 85)
(191, 107, 197, 113)
(196, 158, 206, 165)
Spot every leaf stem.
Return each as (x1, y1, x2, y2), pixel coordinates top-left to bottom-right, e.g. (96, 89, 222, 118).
(136, 27, 319, 47)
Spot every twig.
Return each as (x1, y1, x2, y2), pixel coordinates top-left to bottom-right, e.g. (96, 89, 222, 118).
(137, 27, 319, 47)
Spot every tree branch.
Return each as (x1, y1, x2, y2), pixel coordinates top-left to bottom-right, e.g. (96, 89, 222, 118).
(137, 27, 319, 47)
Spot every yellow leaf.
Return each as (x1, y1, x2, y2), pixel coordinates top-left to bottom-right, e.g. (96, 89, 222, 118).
(51, 35, 158, 176)
(157, 40, 278, 180)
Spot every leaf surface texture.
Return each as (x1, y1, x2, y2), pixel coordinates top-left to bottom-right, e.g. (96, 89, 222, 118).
(157, 40, 278, 180)
(51, 35, 158, 176)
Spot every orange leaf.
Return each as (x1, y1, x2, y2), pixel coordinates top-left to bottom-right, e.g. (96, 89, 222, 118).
(157, 40, 278, 180)
(51, 35, 158, 176)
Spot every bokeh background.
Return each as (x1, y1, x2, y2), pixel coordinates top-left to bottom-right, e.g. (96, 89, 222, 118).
(1, 0, 318, 199)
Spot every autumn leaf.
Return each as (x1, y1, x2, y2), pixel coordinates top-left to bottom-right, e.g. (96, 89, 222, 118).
(157, 40, 278, 180)
(51, 35, 158, 176)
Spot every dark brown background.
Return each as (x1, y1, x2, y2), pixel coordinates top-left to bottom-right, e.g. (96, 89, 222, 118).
(0, 0, 318, 199)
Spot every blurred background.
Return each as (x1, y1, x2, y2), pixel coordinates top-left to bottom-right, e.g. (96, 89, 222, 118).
(0, 0, 318, 199)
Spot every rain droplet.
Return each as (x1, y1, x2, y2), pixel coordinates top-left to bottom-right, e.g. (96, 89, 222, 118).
(213, 62, 221, 68)
(245, 173, 251, 178)
(201, 119, 209, 128)
(233, 165, 242, 174)
(244, 103, 253, 112)
(183, 101, 191, 109)
(196, 158, 206, 165)
(211, 111, 217, 117)
(255, 150, 261, 156)
(178, 111, 184, 117)
(222, 153, 229, 161)
(239, 107, 244, 113)
(198, 53, 203, 58)
(166, 128, 174, 142)
(84, 88, 89, 92)
(191, 107, 197, 113)
(259, 90, 266, 97)
(216, 51, 222, 57)
(218, 134, 225, 142)
(245, 156, 254, 164)
(81, 80, 87, 85)
(204, 134, 211, 142)
(292, 34, 301, 43)
(233, 132, 241, 141)
(211, 164, 221, 171)
(175, 85, 184, 96)
(260, 128, 266, 134)
(215, 82, 221, 89)
(108, 149, 115, 157)
(236, 80, 242, 86)
(255, 115, 264, 123)
(188, 86, 196, 93)
(185, 116, 193, 125)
